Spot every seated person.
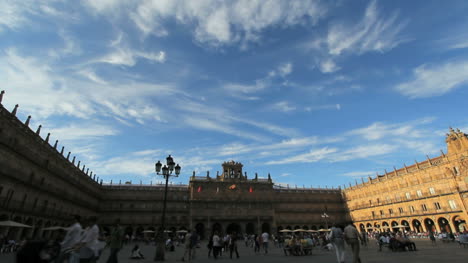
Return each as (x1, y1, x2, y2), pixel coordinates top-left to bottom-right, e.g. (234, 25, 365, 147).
(131, 245, 144, 259)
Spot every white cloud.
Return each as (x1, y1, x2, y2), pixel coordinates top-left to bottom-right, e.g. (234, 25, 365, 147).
(223, 81, 266, 94)
(341, 171, 375, 177)
(266, 147, 338, 165)
(183, 116, 267, 142)
(48, 123, 119, 141)
(0, 49, 173, 123)
(0, 1, 35, 32)
(395, 60, 468, 98)
(273, 101, 296, 112)
(84, 0, 326, 47)
(330, 144, 397, 162)
(278, 63, 293, 77)
(97, 49, 166, 67)
(319, 59, 340, 73)
(348, 119, 433, 141)
(326, 0, 408, 56)
(305, 104, 341, 111)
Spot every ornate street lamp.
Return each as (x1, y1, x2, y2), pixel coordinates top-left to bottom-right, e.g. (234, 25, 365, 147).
(154, 155, 181, 261)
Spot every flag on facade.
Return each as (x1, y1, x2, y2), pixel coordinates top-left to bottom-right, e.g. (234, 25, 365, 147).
(197, 186, 202, 192)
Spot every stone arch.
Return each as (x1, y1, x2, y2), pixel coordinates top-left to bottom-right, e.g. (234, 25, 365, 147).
(424, 218, 436, 233)
(382, 221, 390, 231)
(136, 226, 144, 237)
(401, 220, 411, 232)
(226, 223, 241, 235)
(452, 215, 466, 232)
(294, 225, 301, 230)
(318, 225, 325, 230)
(277, 226, 284, 233)
(310, 225, 317, 230)
(412, 219, 423, 232)
(302, 225, 309, 230)
(285, 225, 292, 230)
(261, 223, 270, 233)
(212, 223, 222, 235)
(359, 224, 365, 231)
(124, 226, 133, 236)
(195, 223, 205, 239)
(246, 223, 255, 235)
(437, 217, 452, 233)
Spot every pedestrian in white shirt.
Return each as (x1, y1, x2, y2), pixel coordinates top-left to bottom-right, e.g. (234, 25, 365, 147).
(77, 216, 100, 263)
(57, 215, 82, 263)
(261, 232, 269, 254)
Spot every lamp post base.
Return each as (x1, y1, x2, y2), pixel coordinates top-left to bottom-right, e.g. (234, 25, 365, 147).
(154, 234, 166, 261)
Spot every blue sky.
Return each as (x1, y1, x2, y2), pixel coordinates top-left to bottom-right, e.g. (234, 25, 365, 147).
(1, 0, 468, 188)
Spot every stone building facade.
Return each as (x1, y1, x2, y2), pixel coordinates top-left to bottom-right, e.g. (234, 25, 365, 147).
(1, 93, 467, 240)
(344, 128, 468, 233)
(0, 98, 347, 240)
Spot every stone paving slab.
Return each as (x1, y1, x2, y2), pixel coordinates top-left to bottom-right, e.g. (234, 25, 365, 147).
(1, 239, 467, 262)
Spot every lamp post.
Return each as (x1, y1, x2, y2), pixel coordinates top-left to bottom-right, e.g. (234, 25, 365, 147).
(154, 155, 181, 261)
(321, 212, 329, 229)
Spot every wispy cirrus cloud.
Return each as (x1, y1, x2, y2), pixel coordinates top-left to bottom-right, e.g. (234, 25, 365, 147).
(87, 0, 327, 48)
(326, 0, 408, 56)
(96, 49, 166, 67)
(307, 0, 408, 75)
(395, 60, 468, 98)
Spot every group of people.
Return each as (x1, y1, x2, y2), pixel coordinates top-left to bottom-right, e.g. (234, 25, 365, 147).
(378, 232, 417, 251)
(15, 215, 125, 263)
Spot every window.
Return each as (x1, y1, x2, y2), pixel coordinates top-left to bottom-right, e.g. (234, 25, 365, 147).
(377, 198, 380, 204)
(386, 196, 391, 203)
(369, 200, 372, 206)
(448, 200, 457, 210)
(434, 202, 441, 210)
(429, 187, 436, 195)
(395, 194, 401, 201)
(409, 206, 415, 212)
(389, 209, 394, 214)
(398, 207, 404, 213)
(421, 204, 427, 211)
(417, 190, 423, 198)
(371, 211, 375, 218)
(405, 192, 411, 200)
(380, 210, 384, 215)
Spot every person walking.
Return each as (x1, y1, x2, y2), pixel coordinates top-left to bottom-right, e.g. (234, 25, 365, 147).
(77, 216, 100, 263)
(181, 230, 192, 261)
(328, 224, 345, 263)
(212, 231, 222, 259)
(229, 232, 239, 259)
(56, 215, 82, 263)
(344, 223, 362, 263)
(261, 231, 269, 254)
(106, 218, 123, 263)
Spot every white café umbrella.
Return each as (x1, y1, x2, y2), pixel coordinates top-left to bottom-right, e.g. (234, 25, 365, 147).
(0, 221, 32, 228)
(176, 230, 188, 233)
(293, 229, 306, 232)
(142, 230, 156, 233)
(279, 229, 293, 233)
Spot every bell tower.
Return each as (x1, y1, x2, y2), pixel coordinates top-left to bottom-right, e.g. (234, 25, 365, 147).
(221, 160, 244, 181)
(446, 127, 468, 155)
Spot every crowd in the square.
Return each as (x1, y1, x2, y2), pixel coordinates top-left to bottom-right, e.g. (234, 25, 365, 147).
(2, 216, 468, 263)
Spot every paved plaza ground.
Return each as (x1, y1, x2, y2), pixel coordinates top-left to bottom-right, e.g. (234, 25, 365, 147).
(1, 239, 467, 263)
